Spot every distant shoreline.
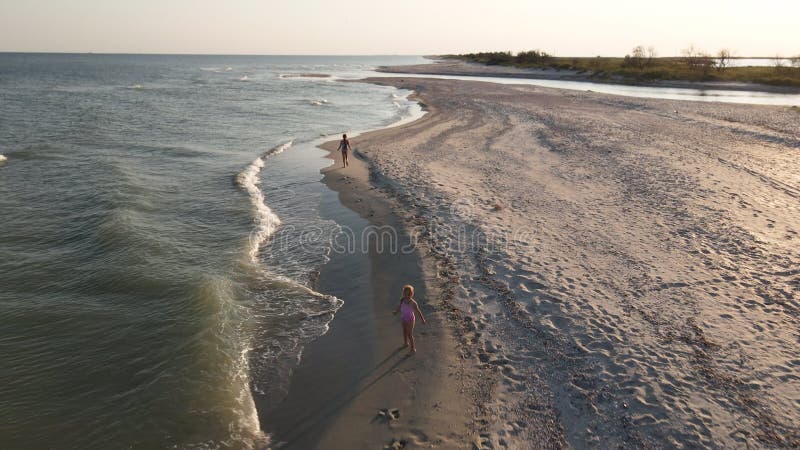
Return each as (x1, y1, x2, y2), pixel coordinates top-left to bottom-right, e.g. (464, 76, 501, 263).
(379, 59, 800, 94)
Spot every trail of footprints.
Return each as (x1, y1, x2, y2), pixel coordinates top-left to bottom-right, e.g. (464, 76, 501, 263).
(360, 81, 800, 448)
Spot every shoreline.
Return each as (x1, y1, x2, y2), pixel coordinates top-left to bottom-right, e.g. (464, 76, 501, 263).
(378, 60, 800, 95)
(307, 129, 479, 448)
(256, 116, 479, 448)
(261, 74, 798, 448)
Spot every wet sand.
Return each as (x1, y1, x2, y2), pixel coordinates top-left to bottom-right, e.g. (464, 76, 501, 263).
(258, 141, 477, 449)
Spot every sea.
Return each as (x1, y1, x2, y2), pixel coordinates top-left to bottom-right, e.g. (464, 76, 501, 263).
(0, 54, 424, 449)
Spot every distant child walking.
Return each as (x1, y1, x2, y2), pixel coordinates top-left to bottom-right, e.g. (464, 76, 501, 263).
(393, 285, 426, 353)
(336, 133, 351, 168)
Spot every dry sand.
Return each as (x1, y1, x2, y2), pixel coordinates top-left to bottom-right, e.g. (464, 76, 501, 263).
(314, 77, 799, 449)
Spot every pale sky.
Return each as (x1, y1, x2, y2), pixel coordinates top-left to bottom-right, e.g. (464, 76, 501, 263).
(0, 0, 797, 57)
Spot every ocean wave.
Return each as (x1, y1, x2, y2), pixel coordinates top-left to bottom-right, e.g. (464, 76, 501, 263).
(192, 276, 271, 450)
(279, 73, 332, 79)
(232, 143, 294, 446)
(0, 154, 6, 164)
(234, 140, 344, 429)
(236, 141, 292, 263)
(246, 274, 343, 404)
(2, 144, 69, 161)
(309, 98, 329, 106)
(200, 67, 234, 73)
(234, 75, 249, 82)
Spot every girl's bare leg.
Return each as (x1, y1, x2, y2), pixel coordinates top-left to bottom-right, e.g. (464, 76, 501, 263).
(408, 321, 416, 353)
(402, 322, 410, 347)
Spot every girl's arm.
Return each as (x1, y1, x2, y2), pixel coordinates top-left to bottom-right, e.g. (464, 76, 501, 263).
(393, 299, 402, 315)
(413, 300, 426, 324)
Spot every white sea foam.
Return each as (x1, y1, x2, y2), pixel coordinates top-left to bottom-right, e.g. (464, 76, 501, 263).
(236, 141, 292, 263)
(235, 75, 249, 82)
(233, 341, 270, 449)
(199, 66, 233, 74)
(191, 276, 272, 450)
(309, 98, 329, 106)
(235, 139, 342, 303)
(0, 154, 6, 164)
(234, 141, 343, 427)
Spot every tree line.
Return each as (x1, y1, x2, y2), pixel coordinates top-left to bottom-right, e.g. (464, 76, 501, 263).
(460, 50, 552, 66)
(625, 44, 800, 74)
(461, 47, 800, 73)
(455, 47, 800, 86)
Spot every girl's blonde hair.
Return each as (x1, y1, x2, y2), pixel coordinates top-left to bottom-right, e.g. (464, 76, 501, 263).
(402, 285, 414, 298)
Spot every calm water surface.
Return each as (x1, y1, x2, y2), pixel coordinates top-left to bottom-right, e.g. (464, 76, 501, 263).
(0, 53, 422, 449)
(393, 73, 800, 106)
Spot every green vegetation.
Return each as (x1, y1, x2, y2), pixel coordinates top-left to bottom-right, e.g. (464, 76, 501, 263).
(448, 47, 800, 88)
(459, 50, 553, 66)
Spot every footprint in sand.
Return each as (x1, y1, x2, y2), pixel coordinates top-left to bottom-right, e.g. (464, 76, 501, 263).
(376, 408, 400, 422)
(384, 438, 407, 449)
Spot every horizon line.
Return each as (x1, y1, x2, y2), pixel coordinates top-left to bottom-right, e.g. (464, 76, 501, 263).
(0, 51, 789, 59)
(0, 51, 427, 57)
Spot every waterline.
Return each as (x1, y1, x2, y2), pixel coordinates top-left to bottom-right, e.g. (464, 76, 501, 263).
(382, 73, 800, 106)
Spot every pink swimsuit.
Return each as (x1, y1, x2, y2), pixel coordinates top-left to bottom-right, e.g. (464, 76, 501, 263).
(400, 299, 415, 324)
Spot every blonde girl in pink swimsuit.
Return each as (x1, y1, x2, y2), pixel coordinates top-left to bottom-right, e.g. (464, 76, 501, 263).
(393, 285, 426, 353)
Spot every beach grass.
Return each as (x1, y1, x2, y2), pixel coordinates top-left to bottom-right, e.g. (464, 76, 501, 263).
(446, 52, 800, 87)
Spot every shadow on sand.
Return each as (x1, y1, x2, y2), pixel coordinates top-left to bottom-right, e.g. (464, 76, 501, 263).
(271, 347, 412, 447)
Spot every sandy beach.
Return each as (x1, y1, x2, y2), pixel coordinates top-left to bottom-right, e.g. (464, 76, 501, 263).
(299, 75, 800, 449)
(380, 58, 800, 94)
